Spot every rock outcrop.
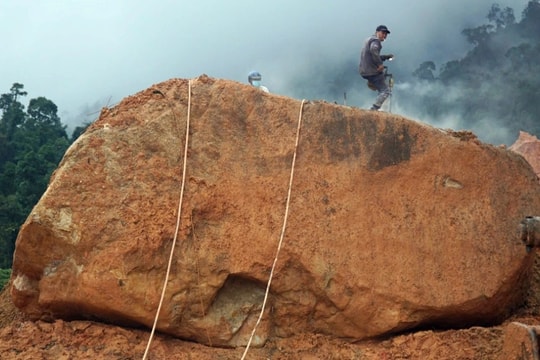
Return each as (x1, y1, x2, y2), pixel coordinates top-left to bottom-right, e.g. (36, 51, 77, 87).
(10, 76, 540, 347)
(510, 131, 540, 178)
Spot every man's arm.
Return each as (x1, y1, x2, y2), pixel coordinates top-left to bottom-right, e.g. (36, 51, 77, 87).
(369, 40, 384, 72)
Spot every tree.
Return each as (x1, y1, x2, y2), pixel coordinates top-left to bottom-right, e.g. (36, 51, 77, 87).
(71, 122, 92, 141)
(0, 194, 22, 268)
(505, 42, 538, 71)
(0, 84, 70, 267)
(438, 60, 462, 84)
(520, 0, 540, 36)
(404, 1, 540, 146)
(0, 83, 27, 163)
(462, 24, 494, 46)
(487, 4, 515, 29)
(25, 97, 67, 147)
(0, 268, 11, 290)
(412, 61, 437, 81)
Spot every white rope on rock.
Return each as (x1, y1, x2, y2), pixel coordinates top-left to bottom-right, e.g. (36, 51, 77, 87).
(512, 322, 540, 360)
(240, 99, 306, 360)
(142, 79, 192, 360)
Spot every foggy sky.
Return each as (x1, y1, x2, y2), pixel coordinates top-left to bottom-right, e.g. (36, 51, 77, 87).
(0, 0, 529, 143)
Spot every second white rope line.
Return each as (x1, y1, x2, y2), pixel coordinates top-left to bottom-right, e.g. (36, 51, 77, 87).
(240, 99, 306, 360)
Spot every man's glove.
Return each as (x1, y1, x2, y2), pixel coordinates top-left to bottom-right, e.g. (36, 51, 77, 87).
(381, 54, 394, 61)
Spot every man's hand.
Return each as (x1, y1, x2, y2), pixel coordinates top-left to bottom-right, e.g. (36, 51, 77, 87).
(377, 64, 385, 72)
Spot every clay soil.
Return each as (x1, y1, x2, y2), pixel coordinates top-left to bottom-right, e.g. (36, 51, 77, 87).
(2, 252, 540, 360)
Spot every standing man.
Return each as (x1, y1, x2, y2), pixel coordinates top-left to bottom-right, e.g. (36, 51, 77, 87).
(359, 25, 394, 111)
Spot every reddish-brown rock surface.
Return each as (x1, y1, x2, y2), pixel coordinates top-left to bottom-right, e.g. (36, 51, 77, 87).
(6, 76, 540, 358)
(2, 255, 540, 359)
(510, 130, 540, 178)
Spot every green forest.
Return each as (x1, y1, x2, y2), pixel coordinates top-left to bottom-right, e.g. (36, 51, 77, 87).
(1, 1, 540, 290)
(406, 0, 540, 140)
(0, 83, 87, 287)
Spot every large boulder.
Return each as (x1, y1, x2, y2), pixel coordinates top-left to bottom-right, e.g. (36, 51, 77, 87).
(10, 76, 540, 347)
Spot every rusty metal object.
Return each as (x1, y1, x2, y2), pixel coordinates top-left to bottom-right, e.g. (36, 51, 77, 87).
(520, 216, 540, 251)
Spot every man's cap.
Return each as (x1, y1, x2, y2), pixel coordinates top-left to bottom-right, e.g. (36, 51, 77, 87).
(376, 25, 391, 34)
(248, 71, 262, 81)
